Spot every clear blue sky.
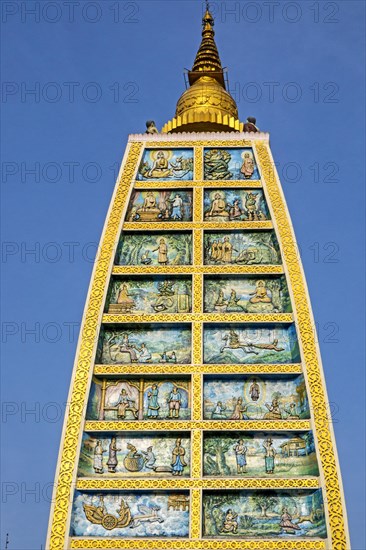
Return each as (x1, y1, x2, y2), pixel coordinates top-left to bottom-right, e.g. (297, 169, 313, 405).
(1, 1, 365, 548)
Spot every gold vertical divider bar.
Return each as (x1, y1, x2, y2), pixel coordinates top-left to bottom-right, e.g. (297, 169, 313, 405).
(194, 146, 203, 181)
(193, 229, 203, 266)
(190, 489, 202, 539)
(193, 274, 203, 314)
(192, 323, 203, 366)
(191, 430, 203, 478)
(193, 187, 203, 223)
(192, 372, 202, 421)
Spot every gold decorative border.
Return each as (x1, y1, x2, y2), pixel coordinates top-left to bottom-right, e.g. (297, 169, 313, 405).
(193, 273, 203, 313)
(192, 323, 203, 365)
(255, 142, 349, 549)
(191, 430, 202, 478)
(70, 539, 326, 549)
(194, 146, 203, 180)
(76, 478, 319, 491)
(193, 187, 203, 223)
(93, 364, 303, 376)
(192, 373, 202, 420)
(190, 489, 201, 539)
(123, 221, 273, 230)
(101, 313, 293, 324)
(84, 421, 311, 432)
(112, 265, 284, 275)
(134, 179, 263, 188)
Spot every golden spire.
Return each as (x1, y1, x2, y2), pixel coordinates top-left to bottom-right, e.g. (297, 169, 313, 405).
(162, 4, 243, 134)
(190, 4, 223, 80)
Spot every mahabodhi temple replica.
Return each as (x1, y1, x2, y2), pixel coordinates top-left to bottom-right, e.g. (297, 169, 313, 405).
(47, 4, 349, 549)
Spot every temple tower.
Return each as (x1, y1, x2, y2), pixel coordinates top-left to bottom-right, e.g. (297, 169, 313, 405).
(47, 5, 349, 550)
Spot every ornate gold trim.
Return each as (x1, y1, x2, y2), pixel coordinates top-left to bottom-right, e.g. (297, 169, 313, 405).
(84, 421, 311, 432)
(112, 265, 284, 275)
(192, 323, 203, 365)
(193, 229, 203, 266)
(191, 430, 202, 478)
(93, 364, 303, 376)
(193, 187, 203, 223)
(192, 373, 202, 420)
(194, 146, 203, 180)
(123, 221, 273, 230)
(101, 313, 293, 324)
(70, 539, 326, 549)
(190, 489, 201, 539)
(193, 273, 203, 313)
(134, 179, 262, 189)
(76, 478, 319, 490)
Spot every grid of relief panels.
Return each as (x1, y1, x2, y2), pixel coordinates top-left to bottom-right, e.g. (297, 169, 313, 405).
(70, 146, 326, 547)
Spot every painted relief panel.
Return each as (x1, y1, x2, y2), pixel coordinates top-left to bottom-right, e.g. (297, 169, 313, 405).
(203, 148, 260, 180)
(203, 374, 309, 420)
(137, 148, 193, 181)
(106, 276, 192, 315)
(78, 432, 191, 478)
(204, 275, 291, 314)
(204, 231, 281, 265)
(203, 431, 318, 478)
(71, 491, 190, 537)
(126, 189, 193, 222)
(202, 489, 326, 538)
(98, 324, 191, 364)
(203, 324, 300, 364)
(117, 231, 192, 266)
(87, 377, 191, 421)
(204, 188, 270, 222)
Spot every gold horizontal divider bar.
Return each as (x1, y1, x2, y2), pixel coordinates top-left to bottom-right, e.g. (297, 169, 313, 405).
(102, 313, 294, 324)
(112, 265, 284, 275)
(93, 363, 303, 376)
(84, 420, 311, 432)
(76, 477, 319, 491)
(70, 538, 325, 549)
(123, 221, 273, 231)
(133, 179, 263, 189)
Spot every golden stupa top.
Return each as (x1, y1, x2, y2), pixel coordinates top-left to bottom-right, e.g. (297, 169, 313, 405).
(162, 5, 244, 134)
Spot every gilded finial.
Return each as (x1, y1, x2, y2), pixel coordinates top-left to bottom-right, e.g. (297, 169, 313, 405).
(162, 4, 243, 133)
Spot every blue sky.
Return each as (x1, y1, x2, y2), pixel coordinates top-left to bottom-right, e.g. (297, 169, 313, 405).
(1, 1, 365, 548)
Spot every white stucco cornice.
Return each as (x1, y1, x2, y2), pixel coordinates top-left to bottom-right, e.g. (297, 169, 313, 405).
(128, 131, 270, 143)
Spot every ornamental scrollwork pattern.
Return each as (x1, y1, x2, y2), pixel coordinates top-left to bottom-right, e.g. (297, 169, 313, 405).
(112, 265, 284, 275)
(76, 478, 319, 491)
(102, 313, 293, 324)
(84, 420, 311, 432)
(93, 364, 303, 376)
(123, 221, 273, 230)
(70, 539, 325, 549)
